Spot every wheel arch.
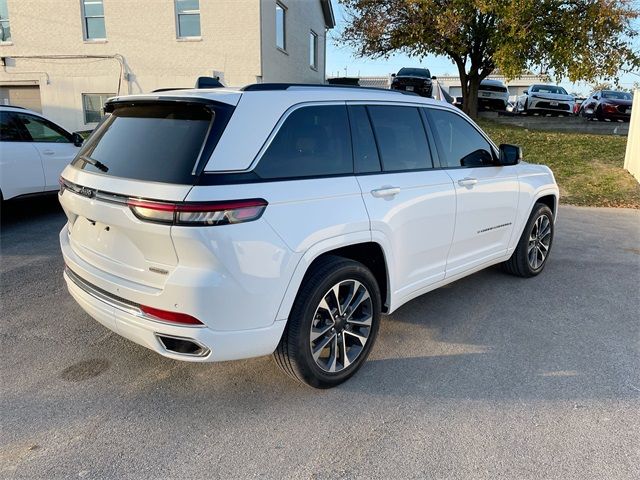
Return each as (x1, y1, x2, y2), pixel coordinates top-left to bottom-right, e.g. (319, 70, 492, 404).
(275, 235, 392, 322)
(536, 193, 556, 217)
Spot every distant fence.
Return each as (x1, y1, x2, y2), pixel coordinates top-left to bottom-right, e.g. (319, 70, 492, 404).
(624, 89, 640, 183)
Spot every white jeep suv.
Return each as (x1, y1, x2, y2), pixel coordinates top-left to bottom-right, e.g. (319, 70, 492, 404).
(59, 84, 559, 388)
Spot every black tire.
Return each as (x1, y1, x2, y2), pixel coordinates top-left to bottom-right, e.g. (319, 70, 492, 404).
(502, 203, 554, 278)
(595, 106, 604, 121)
(274, 255, 381, 388)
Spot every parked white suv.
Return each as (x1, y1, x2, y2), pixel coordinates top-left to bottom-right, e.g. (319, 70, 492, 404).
(59, 84, 559, 388)
(1, 105, 83, 201)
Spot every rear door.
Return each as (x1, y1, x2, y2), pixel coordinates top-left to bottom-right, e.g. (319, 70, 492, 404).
(14, 112, 79, 191)
(424, 107, 519, 277)
(59, 100, 233, 290)
(0, 111, 45, 199)
(350, 103, 456, 300)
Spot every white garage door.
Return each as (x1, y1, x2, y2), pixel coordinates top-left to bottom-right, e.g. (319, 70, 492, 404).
(0, 86, 42, 113)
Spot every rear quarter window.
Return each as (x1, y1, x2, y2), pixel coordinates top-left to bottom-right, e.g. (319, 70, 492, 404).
(254, 105, 352, 179)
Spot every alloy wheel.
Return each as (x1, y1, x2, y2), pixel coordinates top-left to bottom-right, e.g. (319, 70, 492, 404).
(527, 214, 552, 270)
(309, 279, 373, 373)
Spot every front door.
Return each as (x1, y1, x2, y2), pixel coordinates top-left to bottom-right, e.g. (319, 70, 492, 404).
(424, 107, 519, 277)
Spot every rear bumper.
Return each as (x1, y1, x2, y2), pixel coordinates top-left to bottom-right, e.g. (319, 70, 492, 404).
(479, 97, 508, 110)
(64, 268, 287, 362)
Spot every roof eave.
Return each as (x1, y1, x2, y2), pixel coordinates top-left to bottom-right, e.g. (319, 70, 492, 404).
(320, 0, 336, 29)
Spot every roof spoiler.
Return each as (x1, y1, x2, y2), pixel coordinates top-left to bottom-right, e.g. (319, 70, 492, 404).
(151, 77, 225, 93)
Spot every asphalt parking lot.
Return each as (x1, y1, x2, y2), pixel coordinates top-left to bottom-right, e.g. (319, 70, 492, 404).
(1, 197, 639, 479)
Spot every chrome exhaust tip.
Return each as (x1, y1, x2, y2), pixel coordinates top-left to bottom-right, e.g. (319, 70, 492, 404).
(155, 334, 210, 358)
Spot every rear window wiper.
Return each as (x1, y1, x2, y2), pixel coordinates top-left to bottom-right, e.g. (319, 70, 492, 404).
(78, 155, 109, 173)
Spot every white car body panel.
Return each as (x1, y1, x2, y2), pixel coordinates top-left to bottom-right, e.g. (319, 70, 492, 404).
(356, 170, 456, 296)
(0, 141, 45, 198)
(0, 106, 80, 200)
(33, 142, 79, 191)
(443, 166, 520, 276)
(58, 86, 559, 363)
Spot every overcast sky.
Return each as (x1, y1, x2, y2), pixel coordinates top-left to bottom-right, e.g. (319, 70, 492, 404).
(325, 2, 640, 95)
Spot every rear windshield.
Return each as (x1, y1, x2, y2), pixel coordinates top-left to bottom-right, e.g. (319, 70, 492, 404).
(72, 102, 232, 184)
(397, 68, 431, 78)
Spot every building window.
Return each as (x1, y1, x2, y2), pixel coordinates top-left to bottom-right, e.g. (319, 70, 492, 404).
(82, 93, 113, 124)
(175, 0, 201, 38)
(309, 30, 318, 69)
(0, 0, 11, 42)
(276, 2, 286, 51)
(82, 0, 106, 40)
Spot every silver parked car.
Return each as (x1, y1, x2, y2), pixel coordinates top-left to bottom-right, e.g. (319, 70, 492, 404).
(516, 84, 575, 115)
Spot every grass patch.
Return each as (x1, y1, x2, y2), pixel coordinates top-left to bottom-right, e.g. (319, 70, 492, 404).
(477, 119, 640, 208)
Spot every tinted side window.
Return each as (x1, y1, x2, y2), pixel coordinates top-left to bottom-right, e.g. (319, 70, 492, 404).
(349, 106, 381, 173)
(367, 106, 432, 172)
(426, 109, 495, 168)
(0, 112, 25, 141)
(15, 113, 71, 143)
(255, 105, 352, 179)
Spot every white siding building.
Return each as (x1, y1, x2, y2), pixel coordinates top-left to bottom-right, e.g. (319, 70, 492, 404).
(0, 0, 335, 131)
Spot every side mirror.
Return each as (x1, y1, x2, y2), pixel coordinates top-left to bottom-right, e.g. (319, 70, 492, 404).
(431, 76, 437, 80)
(523, 90, 529, 95)
(499, 144, 522, 165)
(391, 73, 396, 77)
(71, 132, 84, 147)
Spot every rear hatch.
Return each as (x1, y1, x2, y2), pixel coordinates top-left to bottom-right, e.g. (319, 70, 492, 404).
(59, 97, 235, 289)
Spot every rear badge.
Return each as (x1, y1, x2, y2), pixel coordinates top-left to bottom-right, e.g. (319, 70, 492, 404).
(149, 267, 169, 275)
(77, 186, 97, 199)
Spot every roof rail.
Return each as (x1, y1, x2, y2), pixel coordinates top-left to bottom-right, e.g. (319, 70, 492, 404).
(241, 83, 418, 96)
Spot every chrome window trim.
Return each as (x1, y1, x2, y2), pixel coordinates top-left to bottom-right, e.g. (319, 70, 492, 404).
(65, 266, 206, 329)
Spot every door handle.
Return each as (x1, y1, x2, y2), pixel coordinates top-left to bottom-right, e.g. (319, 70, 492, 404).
(42, 149, 55, 156)
(457, 177, 478, 187)
(371, 186, 401, 198)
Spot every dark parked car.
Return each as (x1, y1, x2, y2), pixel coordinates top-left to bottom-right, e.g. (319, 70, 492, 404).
(390, 67, 433, 97)
(579, 90, 633, 121)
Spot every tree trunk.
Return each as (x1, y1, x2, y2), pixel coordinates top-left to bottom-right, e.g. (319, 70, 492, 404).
(453, 58, 481, 120)
(462, 76, 480, 119)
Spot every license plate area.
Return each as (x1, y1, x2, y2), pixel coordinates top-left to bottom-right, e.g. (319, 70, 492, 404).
(406, 86, 414, 91)
(550, 101, 559, 106)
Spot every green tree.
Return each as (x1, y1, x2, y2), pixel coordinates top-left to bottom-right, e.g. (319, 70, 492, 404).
(339, 0, 639, 118)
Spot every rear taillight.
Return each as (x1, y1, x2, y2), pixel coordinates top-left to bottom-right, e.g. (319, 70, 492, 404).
(140, 305, 204, 326)
(127, 198, 267, 226)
